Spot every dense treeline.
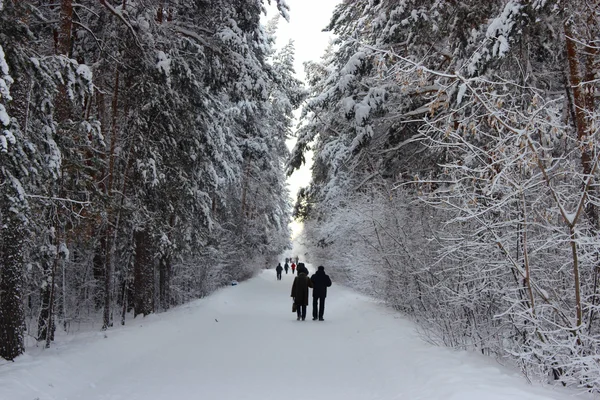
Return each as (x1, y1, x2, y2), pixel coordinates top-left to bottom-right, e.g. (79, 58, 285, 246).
(291, 0, 600, 392)
(0, 0, 302, 360)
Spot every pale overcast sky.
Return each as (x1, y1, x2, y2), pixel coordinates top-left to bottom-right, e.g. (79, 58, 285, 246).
(265, 0, 341, 237)
(267, 0, 341, 81)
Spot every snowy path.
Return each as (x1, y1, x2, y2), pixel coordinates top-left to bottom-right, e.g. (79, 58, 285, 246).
(0, 266, 588, 400)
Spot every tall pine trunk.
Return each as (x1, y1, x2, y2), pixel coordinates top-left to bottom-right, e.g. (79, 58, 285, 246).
(134, 229, 154, 317)
(101, 66, 121, 330)
(563, 19, 596, 332)
(37, 253, 55, 342)
(158, 255, 171, 311)
(0, 194, 26, 360)
(37, 0, 74, 346)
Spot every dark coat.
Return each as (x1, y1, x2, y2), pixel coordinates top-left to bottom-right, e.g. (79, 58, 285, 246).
(291, 272, 313, 306)
(276, 264, 283, 273)
(311, 269, 332, 298)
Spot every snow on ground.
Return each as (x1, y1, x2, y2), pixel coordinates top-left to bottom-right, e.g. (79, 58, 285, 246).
(0, 264, 593, 400)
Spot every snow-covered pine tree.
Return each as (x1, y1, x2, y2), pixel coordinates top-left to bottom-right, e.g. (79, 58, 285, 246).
(0, 0, 301, 359)
(0, 23, 27, 361)
(294, 0, 600, 390)
(0, 0, 97, 353)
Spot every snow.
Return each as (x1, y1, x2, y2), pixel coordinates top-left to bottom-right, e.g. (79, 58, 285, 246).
(0, 45, 8, 76)
(486, 1, 523, 57)
(0, 104, 9, 126)
(0, 132, 7, 152)
(354, 102, 370, 124)
(342, 96, 355, 114)
(276, 0, 290, 22)
(467, 50, 483, 76)
(0, 265, 590, 400)
(456, 83, 467, 105)
(156, 51, 171, 81)
(76, 64, 93, 86)
(0, 129, 17, 152)
(0, 45, 13, 103)
(341, 51, 365, 76)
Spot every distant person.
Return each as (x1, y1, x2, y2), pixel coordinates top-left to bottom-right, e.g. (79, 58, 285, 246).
(291, 267, 313, 320)
(284, 262, 289, 274)
(311, 266, 332, 321)
(291, 262, 296, 275)
(275, 263, 283, 280)
(295, 256, 299, 264)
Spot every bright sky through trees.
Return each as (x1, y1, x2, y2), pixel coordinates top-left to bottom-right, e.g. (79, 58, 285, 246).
(266, 0, 341, 238)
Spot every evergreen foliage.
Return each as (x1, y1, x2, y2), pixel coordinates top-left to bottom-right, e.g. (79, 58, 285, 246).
(0, 0, 298, 357)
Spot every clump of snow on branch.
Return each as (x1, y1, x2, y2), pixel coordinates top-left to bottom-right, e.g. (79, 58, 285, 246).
(486, 1, 523, 57)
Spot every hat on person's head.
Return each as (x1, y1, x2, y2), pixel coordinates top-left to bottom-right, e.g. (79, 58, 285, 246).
(318, 266, 325, 271)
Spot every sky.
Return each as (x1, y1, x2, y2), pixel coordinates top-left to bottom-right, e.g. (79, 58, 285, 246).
(1, 265, 592, 400)
(265, 0, 342, 238)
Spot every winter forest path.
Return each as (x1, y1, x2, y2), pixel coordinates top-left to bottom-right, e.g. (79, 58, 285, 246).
(0, 265, 586, 400)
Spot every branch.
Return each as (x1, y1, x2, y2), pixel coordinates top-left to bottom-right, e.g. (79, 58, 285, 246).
(25, 194, 91, 205)
(98, 0, 142, 50)
(171, 25, 221, 55)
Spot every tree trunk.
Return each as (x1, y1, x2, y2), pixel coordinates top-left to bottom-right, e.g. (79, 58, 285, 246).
(569, 226, 583, 331)
(54, 0, 73, 122)
(134, 229, 154, 317)
(92, 233, 106, 310)
(564, 21, 597, 224)
(240, 156, 251, 219)
(37, 256, 55, 342)
(159, 255, 171, 311)
(56, 0, 73, 56)
(0, 200, 26, 360)
(564, 19, 592, 335)
(45, 233, 61, 348)
(101, 226, 113, 330)
(100, 56, 123, 330)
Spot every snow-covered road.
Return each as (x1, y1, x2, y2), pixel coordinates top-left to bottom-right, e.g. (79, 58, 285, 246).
(0, 265, 589, 400)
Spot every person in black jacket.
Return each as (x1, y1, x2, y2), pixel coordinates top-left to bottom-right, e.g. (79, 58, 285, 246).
(310, 266, 332, 321)
(275, 263, 283, 280)
(291, 269, 313, 321)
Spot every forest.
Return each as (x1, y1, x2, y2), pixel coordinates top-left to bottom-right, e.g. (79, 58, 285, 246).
(290, 0, 600, 392)
(0, 0, 302, 360)
(1, 0, 600, 394)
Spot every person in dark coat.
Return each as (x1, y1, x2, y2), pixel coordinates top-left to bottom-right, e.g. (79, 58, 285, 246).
(296, 262, 308, 275)
(310, 266, 332, 321)
(284, 262, 289, 274)
(291, 269, 313, 320)
(275, 263, 283, 280)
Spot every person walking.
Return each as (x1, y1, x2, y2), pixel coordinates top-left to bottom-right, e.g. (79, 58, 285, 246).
(275, 263, 283, 280)
(296, 262, 308, 275)
(291, 268, 313, 321)
(310, 266, 332, 321)
(291, 262, 296, 275)
(284, 262, 289, 274)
